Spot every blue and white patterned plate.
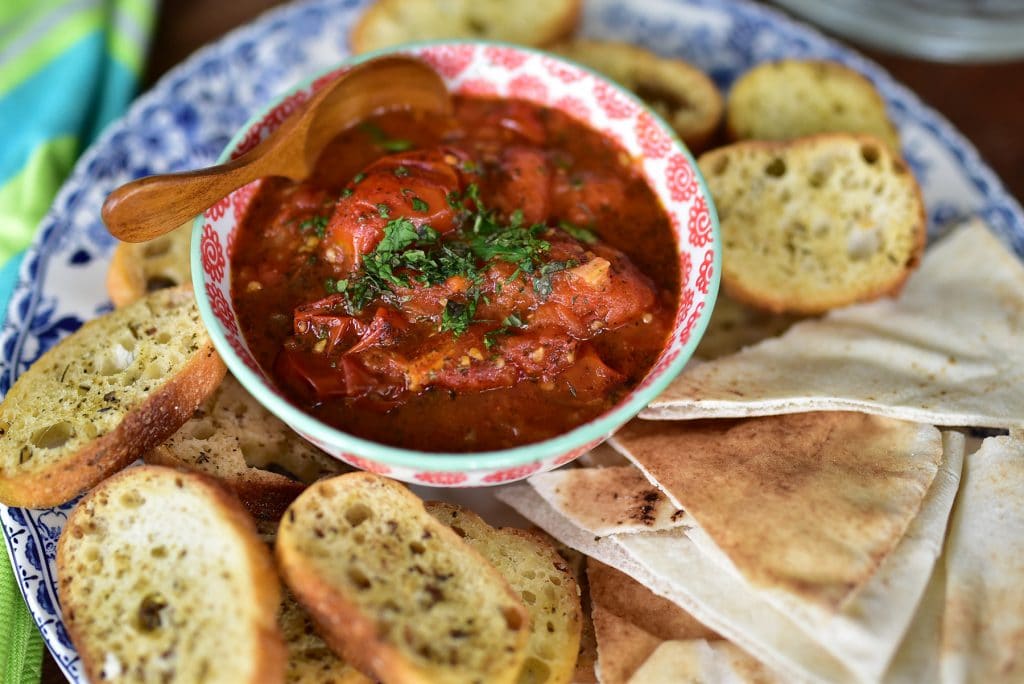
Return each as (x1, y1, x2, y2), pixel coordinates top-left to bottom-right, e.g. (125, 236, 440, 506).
(2, 0, 1022, 680)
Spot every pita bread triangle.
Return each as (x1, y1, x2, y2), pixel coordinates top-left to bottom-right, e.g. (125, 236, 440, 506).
(939, 434, 1024, 683)
(497, 483, 853, 683)
(627, 640, 783, 684)
(529, 465, 687, 536)
(497, 431, 965, 684)
(609, 412, 943, 609)
(587, 559, 785, 684)
(643, 220, 1024, 429)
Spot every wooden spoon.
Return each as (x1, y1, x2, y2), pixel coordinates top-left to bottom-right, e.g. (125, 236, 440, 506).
(103, 56, 452, 243)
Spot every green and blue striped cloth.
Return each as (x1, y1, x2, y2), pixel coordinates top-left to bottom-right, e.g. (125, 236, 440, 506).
(0, 2, 155, 681)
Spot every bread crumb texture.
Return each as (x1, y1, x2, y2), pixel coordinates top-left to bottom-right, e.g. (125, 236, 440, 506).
(0, 288, 215, 480)
(351, 0, 580, 53)
(427, 502, 583, 684)
(278, 473, 530, 684)
(57, 467, 282, 683)
(553, 39, 722, 152)
(699, 134, 924, 314)
(107, 222, 192, 307)
(727, 60, 900, 151)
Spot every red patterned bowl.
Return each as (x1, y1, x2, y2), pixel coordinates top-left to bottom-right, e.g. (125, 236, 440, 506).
(192, 41, 720, 486)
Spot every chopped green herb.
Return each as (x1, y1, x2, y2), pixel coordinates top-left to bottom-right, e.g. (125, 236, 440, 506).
(323, 278, 349, 294)
(341, 188, 353, 198)
(377, 203, 391, 218)
(353, 172, 366, 184)
(440, 296, 477, 337)
(559, 221, 598, 244)
(532, 259, 578, 299)
(360, 122, 415, 153)
(446, 190, 462, 208)
(394, 166, 410, 177)
(379, 139, 414, 152)
(461, 160, 479, 174)
(484, 312, 526, 349)
(335, 186, 568, 334)
(299, 214, 329, 238)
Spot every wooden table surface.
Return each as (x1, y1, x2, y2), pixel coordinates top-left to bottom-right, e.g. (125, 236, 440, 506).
(39, 0, 1023, 680)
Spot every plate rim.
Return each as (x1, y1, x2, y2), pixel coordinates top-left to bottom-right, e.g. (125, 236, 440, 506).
(3, 0, 1023, 679)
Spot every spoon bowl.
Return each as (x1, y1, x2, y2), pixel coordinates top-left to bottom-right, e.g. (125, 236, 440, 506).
(102, 56, 452, 243)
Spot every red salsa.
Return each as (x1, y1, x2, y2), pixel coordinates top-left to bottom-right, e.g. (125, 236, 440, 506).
(232, 96, 678, 451)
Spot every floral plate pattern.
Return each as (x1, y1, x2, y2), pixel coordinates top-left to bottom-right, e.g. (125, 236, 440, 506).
(2, 0, 1022, 679)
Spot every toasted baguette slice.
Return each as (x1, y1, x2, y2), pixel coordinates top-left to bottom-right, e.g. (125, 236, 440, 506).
(281, 583, 372, 684)
(727, 60, 900, 152)
(253, 519, 372, 683)
(553, 40, 723, 153)
(56, 465, 285, 683)
(146, 375, 348, 519)
(277, 473, 530, 684)
(426, 503, 582, 684)
(0, 287, 225, 507)
(698, 134, 925, 314)
(350, 0, 580, 53)
(107, 222, 192, 307)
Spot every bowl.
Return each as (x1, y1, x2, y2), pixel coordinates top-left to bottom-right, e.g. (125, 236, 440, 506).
(191, 40, 720, 486)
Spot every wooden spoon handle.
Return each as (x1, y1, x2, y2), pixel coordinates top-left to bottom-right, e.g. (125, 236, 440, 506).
(101, 156, 261, 243)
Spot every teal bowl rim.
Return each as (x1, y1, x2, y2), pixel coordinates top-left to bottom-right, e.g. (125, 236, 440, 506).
(192, 38, 721, 472)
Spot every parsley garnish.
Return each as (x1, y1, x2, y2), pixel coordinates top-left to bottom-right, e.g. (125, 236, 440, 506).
(333, 183, 567, 338)
(440, 297, 478, 336)
(484, 313, 526, 349)
(360, 122, 414, 153)
(394, 166, 410, 178)
(352, 172, 366, 184)
(341, 188, 353, 198)
(377, 203, 391, 218)
(559, 221, 598, 244)
(532, 259, 578, 299)
(300, 214, 329, 238)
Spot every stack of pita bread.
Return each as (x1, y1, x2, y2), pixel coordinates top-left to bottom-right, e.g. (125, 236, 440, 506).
(498, 220, 1024, 683)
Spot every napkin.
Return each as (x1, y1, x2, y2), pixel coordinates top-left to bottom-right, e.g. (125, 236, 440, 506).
(0, 1, 155, 681)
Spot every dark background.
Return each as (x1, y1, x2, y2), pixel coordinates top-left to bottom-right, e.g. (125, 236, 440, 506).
(40, 0, 1024, 680)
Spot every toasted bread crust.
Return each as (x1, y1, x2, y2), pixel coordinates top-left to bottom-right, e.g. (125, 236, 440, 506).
(350, 0, 581, 54)
(277, 473, 530, 684)
(57, 465, 286, 684)
(150, 442, 307, 519)
(553, 39, 723, 153)
(726, 59, 900, 152)
(0, 288, 226, 507)
(426, 502, 584, 684)
(147, 443, 302, 516)
(699, 133, 926, 315)
(106, 223, 192, 308)
(0, 347, 225, 508)
(144, 375, 347, 520)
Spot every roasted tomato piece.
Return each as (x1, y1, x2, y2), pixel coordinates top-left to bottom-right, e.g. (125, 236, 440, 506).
(293, 297, 408, 354)
(275, 349, 383, 401)
(452, 98, 547, 145)
(486, 147, 551, 225)
(551, 170, 628, 226)
(552, 246, 657, 331)
(555, 344, 627, 402)
(322, 149, 468, 270)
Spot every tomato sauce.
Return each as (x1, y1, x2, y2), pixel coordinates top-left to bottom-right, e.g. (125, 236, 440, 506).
(232, 96, 678, 451)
